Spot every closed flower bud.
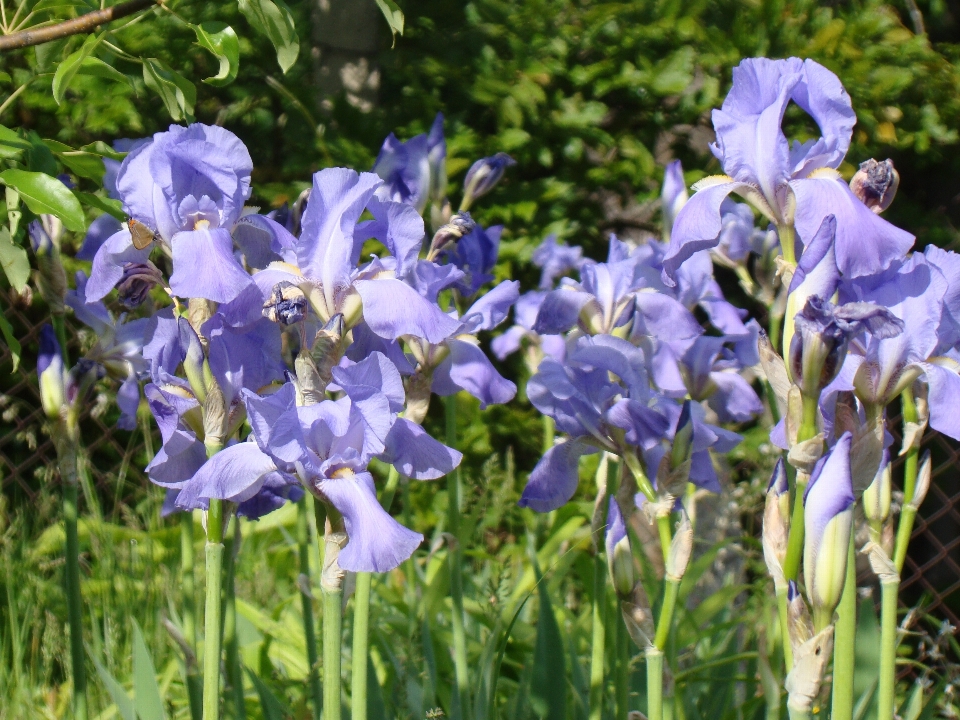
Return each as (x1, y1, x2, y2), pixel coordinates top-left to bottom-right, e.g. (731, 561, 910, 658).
(117, 262, 163, 308)
(803, 433, 855, 629)
(461, 153, 515, 211)
(610, 536, 636, 597)
(849, 159, 899, 214)
(863, 452, 892, 523)
(427, 212, 475, 259)
(670, 400, 694, 470)
(37, 325, 65, 419)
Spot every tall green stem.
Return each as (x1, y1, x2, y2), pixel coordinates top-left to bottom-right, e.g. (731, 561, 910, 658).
(61, 435, 87, 720)
(830, 535, 857, 720)
(654, 580, 680, 651)
(877, 579, 899, 720)
(298, 500, 322, 720)
(223, 517, 245, 719)
(542, 414, 555, 455)
(894, 390, 919, 572)
(588, 552, 606, 720)
(352, 572, 372, 720)
(182, 513, 202, 720)
(445, 394, 470, 719)
(616, 609, 629, 720)
(323, 579, 344, 720)
(776, 586, 792, 670)
(646, 647, 664, 720)
(202, 498, 224, 720)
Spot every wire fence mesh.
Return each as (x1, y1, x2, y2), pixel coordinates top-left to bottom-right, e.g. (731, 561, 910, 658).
(2, 289, 959, 626)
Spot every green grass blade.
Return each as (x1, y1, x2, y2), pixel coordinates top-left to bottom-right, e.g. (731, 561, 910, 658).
(132, 618, 166, 720)
(91, 656, 136, 720)
(529, 569, 566, 720)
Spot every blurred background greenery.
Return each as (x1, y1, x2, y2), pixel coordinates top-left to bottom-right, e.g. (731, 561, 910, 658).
(2, 0, 960, 717)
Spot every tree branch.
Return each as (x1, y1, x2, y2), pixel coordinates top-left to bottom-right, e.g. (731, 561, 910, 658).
(0, 0, 159, 51)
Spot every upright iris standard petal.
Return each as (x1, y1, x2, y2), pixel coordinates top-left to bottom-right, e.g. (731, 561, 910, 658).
(373, 129, 431, 213)
(354, 198, 425, 277)
(242, 384, 308, 470)
(519, 438, 597, 512)
(661, 160, 688, 239)
(532, 234, 584, 289)
(297, 168, 382, 306)
(317, 471, 423, 572)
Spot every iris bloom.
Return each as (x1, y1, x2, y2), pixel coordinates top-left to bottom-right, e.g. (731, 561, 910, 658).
(175, 352, 461, 572)
(662, 58, 913, 282)
(372, 113, 446, 214)
(830, 250, 960, 439)
(87, 124, 256, 304)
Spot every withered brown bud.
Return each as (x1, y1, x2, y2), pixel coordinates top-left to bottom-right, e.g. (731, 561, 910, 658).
(849, 159, 899, 214)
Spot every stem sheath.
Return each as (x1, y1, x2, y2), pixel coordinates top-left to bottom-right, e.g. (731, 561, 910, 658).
(323, 585, 343, 720)
(646, 647, 664, 720)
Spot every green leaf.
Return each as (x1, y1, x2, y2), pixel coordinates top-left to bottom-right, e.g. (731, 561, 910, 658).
(238, 0, 299, 73)
(900, 681, 924, 720)
(75, 191, 125, 221)
(0, 222, 30, 293)
(191, 22, 240, 87)
(80, 140, 126, 161)
(56, 152, 104, 182)
(245, 665, 291, 720)
(132, 618, 166, 720)
(76, 57, 133, 88)
(0, 71, 11, 84)
(374, 0, 404, 42)
(0, 310, 20, 372)
(91, 655, 137, 720)
(33, 0, 95, 11)
(52, 33, 101, 105)
(0, 169, 85, 232)
(0, 125, 30, 161)
(142, 58, 196, 123)
(529, 566, 566, 720)
(35, 38, 68, 73)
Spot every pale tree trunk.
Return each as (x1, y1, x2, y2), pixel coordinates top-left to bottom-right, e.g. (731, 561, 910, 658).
(311, 0, 381, 113)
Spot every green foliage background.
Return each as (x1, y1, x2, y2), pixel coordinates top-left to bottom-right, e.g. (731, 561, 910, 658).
(2, 0, 960, 717)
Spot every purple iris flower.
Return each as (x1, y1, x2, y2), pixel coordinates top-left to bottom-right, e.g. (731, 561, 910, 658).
(662, 58, 913, 283)
(461, 152, 516, 210)
(86, 124, 255, 305)
(175, 352, 462, 572)
(224, 167, 462, 343)
(519, 335, 672, 511)
(829, 251, 960, 439)
(442, 221, 503, 297)
(490, 291, 566, 365)
(531, 234, 585, 290)
(372, 113, 446, 214)
(674, 335, 763, 423)
(534, 236, 701, 341)
(64, 271, 148, 429)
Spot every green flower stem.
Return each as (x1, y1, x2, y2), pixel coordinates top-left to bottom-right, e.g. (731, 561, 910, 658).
(893, 389, 920, 572)
(182, 513, 202, 720)
(588, 551, 607, 720)
(445, 394, 470, 719)
(351, 572, 372, 720)
(323, 581, 344, 720)
(877, 579, 899, 720)
(657, 514, 672, 566)
(776, 585, 792, 670)
(51, 311, 69, 366)
(542, 414, 555, 455)
(297, 499, 322, 720)
(779, 224, 797, 266)
(60, 429, 87, 720)
(654, 579, 680, 651)
(830, 535, 857, 720)
(616, 609, 629, 720)
(223, 517, 245, 720)
(786, 704, 810, 720)
(783, 394, 817, 584)
(646, 647, 664, 720)
(202, 497, 224, 720)
(348, 465, 401, 719)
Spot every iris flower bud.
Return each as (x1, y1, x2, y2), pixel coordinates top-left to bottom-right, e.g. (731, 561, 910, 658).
(29, 220, 67, 314)
(117, 262, 164, 308)
(863, 452, 891, 524)
(37, 325, 65, 419)
(665, 511, 693, 582)
(803, 433, 854, 629)
(427, 212, 475, 259)
(849, 159, 899, 214)
(460, 153, 515, 211)
(661, 160, 688, 241)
